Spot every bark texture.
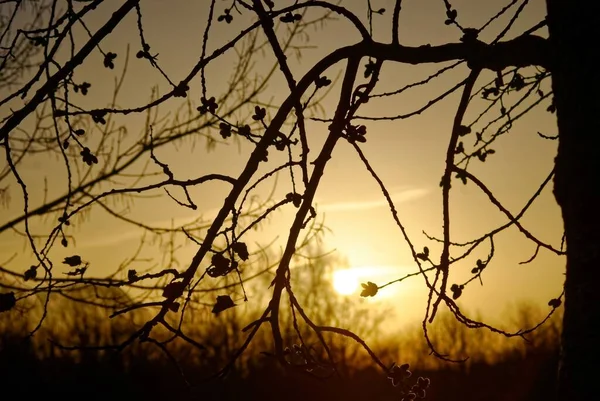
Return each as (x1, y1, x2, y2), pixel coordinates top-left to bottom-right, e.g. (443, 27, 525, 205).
(546, 1, 600, 400)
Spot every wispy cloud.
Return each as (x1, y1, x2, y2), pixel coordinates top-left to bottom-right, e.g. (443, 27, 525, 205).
(80, 188, 430, 249)
(317, 188, 429, 213)
(79, 212, 218, 249)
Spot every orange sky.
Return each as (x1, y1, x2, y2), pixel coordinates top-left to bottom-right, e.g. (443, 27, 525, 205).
(0, 0, 564, 329)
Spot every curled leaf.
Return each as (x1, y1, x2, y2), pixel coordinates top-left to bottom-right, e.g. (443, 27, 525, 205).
(416, 376, 430, 389)
(238, 125, 252, 137)
(446, 8, 457, 21)
(217, 11, 233, 23)
(219, 122, 232, 139)
(23, 266, 37, 281)
(80, 147, 98, 165)
(472, 259, 486, 274)
(456, 125, 471, 136)
(548, 298, 562, 308)
(280, 12, 302, 23)
(455, 170, 468, 185)
(103, 52, 117, 69)
(91, 110, 107, 124)
(77, 82, 91, 95)
(197, 96, 218, 114)
(510, 73, 525, 90)
(0, 292, 16, 313)
(128, 269, 138, 282)
(63, 255, 82, 267)
(232, 242, 249, 261)
(388, 362, 411, 387)
(252, 105, 266, 121)
(286, 192, 302, 207)
(208, 253, 235, 277)
(450, 283, 463, 300)
(163, 281, 185, 299)
(315, 76, 331, 88)
(360, 281, 378, 297)
(416, 246, 429, 261)
(212, 295, 235, 314)
(274, 132, 292, 151)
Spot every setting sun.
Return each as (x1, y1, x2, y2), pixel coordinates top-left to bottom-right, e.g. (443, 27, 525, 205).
(332, 269, 360, 295)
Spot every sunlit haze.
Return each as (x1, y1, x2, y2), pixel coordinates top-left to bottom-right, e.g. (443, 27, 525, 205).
(1, 0, 563, 330)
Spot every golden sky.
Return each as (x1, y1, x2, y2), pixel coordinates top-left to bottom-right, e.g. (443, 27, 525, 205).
(1, 0, 564, 328)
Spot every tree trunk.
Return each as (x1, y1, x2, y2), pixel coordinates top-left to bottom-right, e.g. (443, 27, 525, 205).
(546, 2, 600, 400)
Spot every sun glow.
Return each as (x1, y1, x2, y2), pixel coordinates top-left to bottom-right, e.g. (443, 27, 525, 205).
(332, 269, 360, 295)
(332, 265, 416, 298)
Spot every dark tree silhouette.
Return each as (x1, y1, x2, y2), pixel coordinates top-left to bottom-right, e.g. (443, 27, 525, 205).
(544, 2, 598, 399)
(0, 1, 595, 400)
